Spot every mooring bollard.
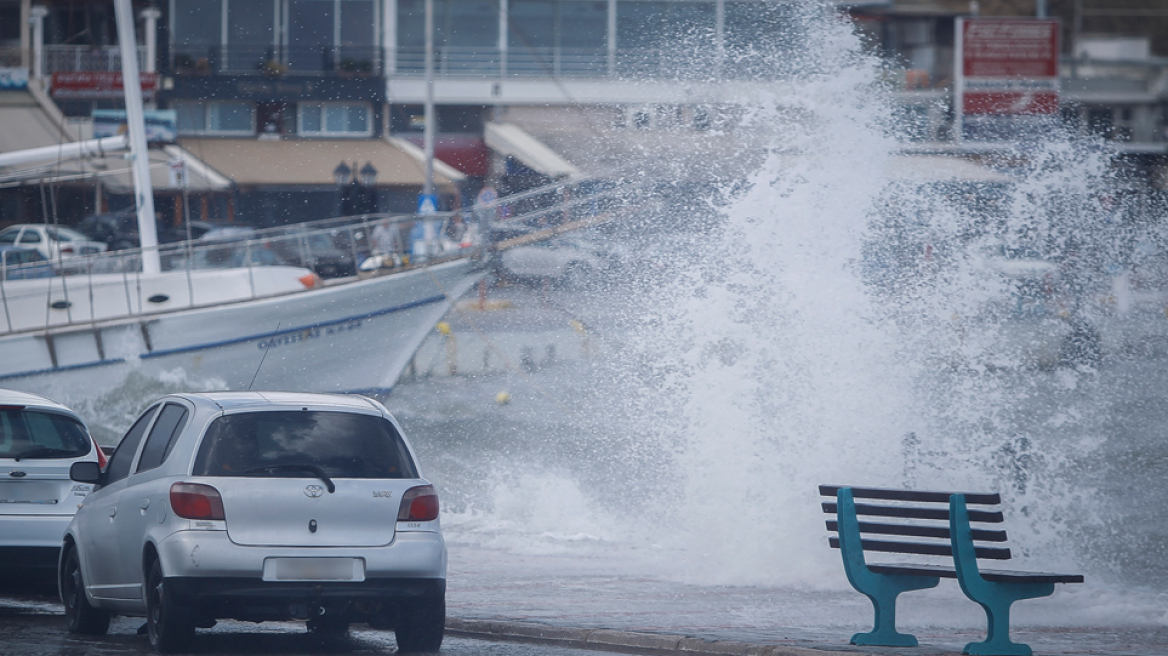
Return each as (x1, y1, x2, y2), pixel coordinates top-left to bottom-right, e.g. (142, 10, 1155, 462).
(436, 322, 458, 376)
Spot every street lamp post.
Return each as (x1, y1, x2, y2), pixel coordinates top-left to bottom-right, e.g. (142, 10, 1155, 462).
(334, 161, 378, 216)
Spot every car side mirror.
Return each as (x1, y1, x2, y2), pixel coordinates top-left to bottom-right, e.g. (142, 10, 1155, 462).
(70, 461, 103, 484)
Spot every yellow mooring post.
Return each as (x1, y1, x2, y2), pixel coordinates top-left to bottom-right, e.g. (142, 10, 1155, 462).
(436, 322, 457, 376)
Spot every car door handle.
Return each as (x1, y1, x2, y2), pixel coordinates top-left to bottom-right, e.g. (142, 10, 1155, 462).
(140, 498, 150, 511)
(109, 507, 117, 518)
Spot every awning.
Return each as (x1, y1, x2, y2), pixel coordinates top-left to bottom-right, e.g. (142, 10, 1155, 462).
(485, 122, 581, 179)
(94, 145, 233, 193)
(179, 137, 460, 188)
(386, 137, 468, 183)
(0, 92, 229, 192)
(493, 107, 761, 182)
(0, 91, 75, 156)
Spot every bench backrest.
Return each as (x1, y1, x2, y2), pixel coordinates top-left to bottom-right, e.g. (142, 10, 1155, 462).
(820, 485, 1011, 561)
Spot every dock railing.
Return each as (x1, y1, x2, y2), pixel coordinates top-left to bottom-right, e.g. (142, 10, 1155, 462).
(0, 172, 643, 337)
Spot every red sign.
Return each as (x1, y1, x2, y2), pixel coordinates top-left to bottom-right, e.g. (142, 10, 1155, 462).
(958, 18, 1060, 116)
(962, 20, 1060, 78)
(51, 72, 159, 100)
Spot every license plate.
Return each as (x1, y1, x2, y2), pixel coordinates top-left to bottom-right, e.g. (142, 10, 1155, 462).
(263, 558, 364, 582)
(0, 482, 60, 504)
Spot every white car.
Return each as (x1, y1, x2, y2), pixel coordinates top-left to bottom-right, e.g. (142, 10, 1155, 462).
(62, 391, 445, 653)
(499, 237, 607, 289)
(0, 224, 108, 261)
(0, 388, 105, 581)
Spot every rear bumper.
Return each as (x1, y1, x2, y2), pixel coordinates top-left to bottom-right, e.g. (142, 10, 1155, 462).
(167, 576, 444, 603)
(0, 514, 72, 549)
(155, 530, 446, 623)
(156, 529, 447, 580)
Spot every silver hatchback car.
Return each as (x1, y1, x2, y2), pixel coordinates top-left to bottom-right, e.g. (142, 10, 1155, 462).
(61, 392, 445, 653)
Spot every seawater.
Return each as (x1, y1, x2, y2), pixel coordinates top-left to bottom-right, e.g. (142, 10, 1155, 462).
(389, 1, 1168, 634)
(45, 2, 1168, 637)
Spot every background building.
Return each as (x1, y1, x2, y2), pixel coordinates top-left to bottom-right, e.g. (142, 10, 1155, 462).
(3, 0, 1168, 229)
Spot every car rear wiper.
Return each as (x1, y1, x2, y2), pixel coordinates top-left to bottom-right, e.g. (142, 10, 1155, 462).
(243, 464, 335, 493)
(11, 447, 74, 461)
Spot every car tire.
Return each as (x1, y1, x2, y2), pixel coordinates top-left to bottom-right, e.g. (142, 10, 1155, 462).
(394, 595, 445, 653)
(61, 547, 110, 635)
(145, 558, 195, 653)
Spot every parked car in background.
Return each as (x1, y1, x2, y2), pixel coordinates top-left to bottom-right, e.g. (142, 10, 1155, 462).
(0, 245, 55, 280)
(185, 227, 287, 269)
(270, 230, 360, 279)
(77, 210, 215, 251)
(499, 236, 606, 289)
(0, 388, 104, 582)
(62, 391, 445, 653)
(0, 224, 106, 261)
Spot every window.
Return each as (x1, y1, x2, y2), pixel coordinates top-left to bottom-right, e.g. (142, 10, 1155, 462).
(298, 103, 372, 136)
(0, 409, 91, 459)
(227, 0, 275, 71)
(135, 404, 189, 473)
(18, 231, 41, 244)
(106, 405, 159, 485)
(193, 411, 418, 479)
(176, 101, 255, 135)
(171, 0, 223, 62)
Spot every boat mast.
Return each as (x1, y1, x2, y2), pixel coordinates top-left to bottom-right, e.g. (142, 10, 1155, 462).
(423, 0, 435, 198)
(114, 0, 161, 275)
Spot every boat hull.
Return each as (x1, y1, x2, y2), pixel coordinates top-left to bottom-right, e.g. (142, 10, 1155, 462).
(0, 260, 483, 401)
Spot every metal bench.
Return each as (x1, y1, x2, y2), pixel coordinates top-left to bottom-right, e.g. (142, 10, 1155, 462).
(820, 484, 1083, 656)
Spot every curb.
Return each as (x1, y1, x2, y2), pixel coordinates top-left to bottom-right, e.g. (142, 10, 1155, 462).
(445, 618, 836, 656)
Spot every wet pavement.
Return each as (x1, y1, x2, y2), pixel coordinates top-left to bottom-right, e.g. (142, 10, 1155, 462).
(442, 543, 1168, 656)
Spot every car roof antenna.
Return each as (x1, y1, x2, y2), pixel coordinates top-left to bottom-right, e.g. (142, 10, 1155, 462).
(248, 322, 282, 391)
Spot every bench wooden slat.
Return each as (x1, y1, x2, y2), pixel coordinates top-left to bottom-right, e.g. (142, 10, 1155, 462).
(819, 484, 1001, 505)
(822, 502, 1004, 524)
(971, 568, 1084, 584)
(825, 520, 1008, 543)
(828, 536, 1012, 560)
(867, 563, 958, 579)
(866, 564, 1081, 584)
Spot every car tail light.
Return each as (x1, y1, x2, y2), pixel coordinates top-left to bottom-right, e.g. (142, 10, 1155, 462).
(61, 246, 75, 254)
(397, 485, 439, 522)
(298, 273, 320, 289)
(0, 405, 25, 411)
(170, 482, 225, 520)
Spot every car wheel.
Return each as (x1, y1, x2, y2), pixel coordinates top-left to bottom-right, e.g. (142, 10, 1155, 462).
(61, 547, 110, 635)
(145, 558, 195, 653)
(394, 596, 444, 653)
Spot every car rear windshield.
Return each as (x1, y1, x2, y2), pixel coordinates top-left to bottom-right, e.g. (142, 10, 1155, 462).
(0, 408, 92, 460)
(192, 411, 418, 479)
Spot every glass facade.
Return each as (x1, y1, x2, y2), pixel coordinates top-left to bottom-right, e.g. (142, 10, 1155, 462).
(299, 103, 372, 136)
(163, 0, 805, 80)
(169, 0, 378, 74)
(176, 101, 255, 135)
(172, 0, 222, 67)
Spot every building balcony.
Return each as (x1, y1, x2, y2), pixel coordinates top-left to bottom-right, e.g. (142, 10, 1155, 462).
(169, 46, 383, 78)
(43, 45, 148, 74)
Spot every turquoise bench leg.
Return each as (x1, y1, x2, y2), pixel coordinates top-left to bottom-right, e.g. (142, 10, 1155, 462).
(837, 489, 940, 647)
(851, 572, 941, 647)
(950, 495, 1056, 656)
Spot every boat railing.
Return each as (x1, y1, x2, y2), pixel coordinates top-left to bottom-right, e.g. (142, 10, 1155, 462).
(0, 173, 643, 337)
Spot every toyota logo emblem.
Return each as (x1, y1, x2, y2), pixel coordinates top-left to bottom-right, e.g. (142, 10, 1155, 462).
(304, 484, 324, 498)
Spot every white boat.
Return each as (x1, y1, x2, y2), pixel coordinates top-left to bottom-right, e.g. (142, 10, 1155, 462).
(0, 0, 494, 402)
(0, 242, 484, 399)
